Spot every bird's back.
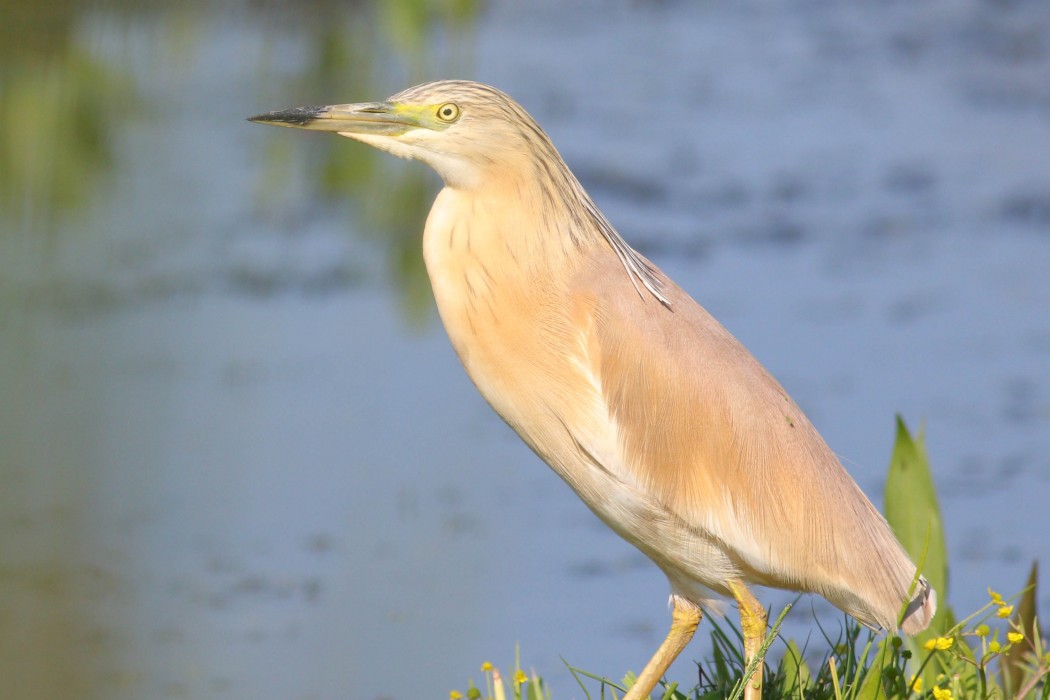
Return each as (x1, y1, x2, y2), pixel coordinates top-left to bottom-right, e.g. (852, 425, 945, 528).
(564, 249, 934, 630)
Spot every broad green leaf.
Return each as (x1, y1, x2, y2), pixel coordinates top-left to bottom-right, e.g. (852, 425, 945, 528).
(779, 639, 811, 697)
(884, 416, 949, 635)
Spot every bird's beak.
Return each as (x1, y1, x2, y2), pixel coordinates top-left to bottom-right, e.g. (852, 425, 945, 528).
(248, 102, 424, 137)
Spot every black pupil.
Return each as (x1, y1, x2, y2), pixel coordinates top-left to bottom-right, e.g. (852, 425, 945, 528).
(442, 106, 454, 118)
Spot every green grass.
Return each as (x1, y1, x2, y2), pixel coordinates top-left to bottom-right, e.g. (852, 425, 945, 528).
(450, 418, 1048, 700)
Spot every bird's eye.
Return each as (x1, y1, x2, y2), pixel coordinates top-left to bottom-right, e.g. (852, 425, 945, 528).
(436, 103, 461, 122)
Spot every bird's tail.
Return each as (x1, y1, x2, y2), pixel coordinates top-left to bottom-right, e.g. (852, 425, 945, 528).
(900, 576, 937, 634)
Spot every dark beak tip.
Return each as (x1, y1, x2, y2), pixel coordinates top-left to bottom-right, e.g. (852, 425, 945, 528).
(247, 106, 326, 126)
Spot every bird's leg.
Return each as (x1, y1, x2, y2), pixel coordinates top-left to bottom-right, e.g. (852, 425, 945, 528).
(729, 581, 767, 700)
(623, 596, 702, 700)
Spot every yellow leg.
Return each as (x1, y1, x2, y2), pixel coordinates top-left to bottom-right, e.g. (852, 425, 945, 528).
(623, 597, 702, 700)
(729, 581, 767, 700)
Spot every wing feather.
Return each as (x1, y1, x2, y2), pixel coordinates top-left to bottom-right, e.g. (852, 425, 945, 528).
(569, 248, 926, 630)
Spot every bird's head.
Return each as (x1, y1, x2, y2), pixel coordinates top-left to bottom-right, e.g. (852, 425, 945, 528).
(249, 80, 554, 190)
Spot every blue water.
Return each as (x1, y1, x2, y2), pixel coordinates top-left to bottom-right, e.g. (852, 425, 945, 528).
(2, 2, 1048, 698)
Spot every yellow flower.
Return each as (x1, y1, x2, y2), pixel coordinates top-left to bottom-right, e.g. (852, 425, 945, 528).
(932, 687, 953, 700)
(924, 637, 954, 651)
(989, 641, 1002, 653)
(1007, 632, 1024, 644)
(974, 624, 990, 637)
(997, 605, 1014, 618)
(910, 674, 923, 693)
(513, 670, 528, 686)
(481, 661, 494, 672)
(450, 691, 464, 700)
(989, 588, 1004, 604)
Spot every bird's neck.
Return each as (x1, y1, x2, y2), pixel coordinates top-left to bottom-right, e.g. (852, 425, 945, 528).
(424, 176, 601, 287)
(420, 177, 602, 440)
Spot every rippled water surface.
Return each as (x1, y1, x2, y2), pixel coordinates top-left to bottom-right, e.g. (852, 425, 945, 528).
(2, 1, 1049, 698)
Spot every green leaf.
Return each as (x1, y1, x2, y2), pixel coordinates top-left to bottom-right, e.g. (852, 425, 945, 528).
(1001, 561, 1040, 696)
(620, 670, 638, 698)
(884, 416, 949, 635)
(779, 639, 811, 697)
(854, 636, 890, 700)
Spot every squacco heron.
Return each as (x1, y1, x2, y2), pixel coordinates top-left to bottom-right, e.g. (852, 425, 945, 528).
(250, 80, 935, 700)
